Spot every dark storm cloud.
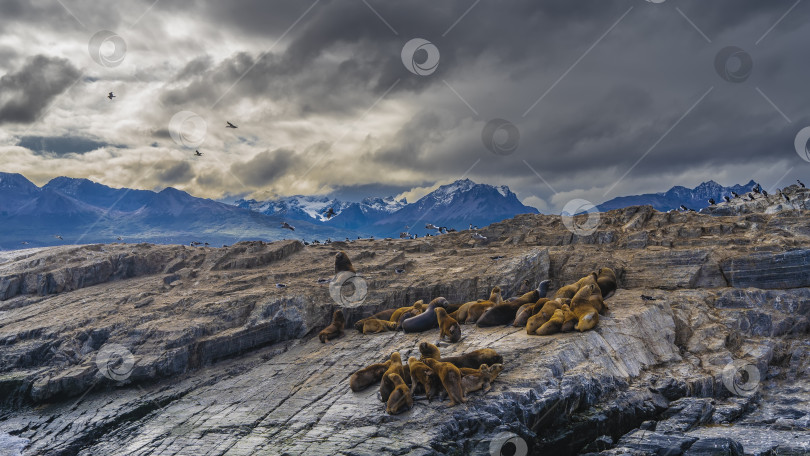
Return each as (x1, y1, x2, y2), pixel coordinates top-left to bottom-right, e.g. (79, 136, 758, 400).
(230, 148, 300, 187)
(0, 55, 80, 124)
(153, 160, 194, 185)
(17, 135, 113, 156)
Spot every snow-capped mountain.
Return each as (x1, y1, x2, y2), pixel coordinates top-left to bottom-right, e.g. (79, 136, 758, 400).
(598, 180, 760, 212)
(234, 195, 407, 225)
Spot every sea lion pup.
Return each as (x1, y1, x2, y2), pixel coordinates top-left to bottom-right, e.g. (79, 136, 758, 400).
(423, 358, 466, 406)
(402, 297, 448, 333)
(318, 309, 345, 343)
(536, 304, 575, 336)
(362, 318, 398, 334)
(596, 267, 617, 299)
(354, 309, 397, 332)
(335, 250, 355, 273)
(350, 360, 392, 392)
(476, 287, 545, 327)
(408, 357, 440, 401)
(385, 373, 413, 415)
(380, 352, 406, 402)
(390, 300, 425, 324)
(418, 342, 504, 369)
(460, 363, 504, 395)
(435, 307, 462, 343)
(571, 284, 602, 332)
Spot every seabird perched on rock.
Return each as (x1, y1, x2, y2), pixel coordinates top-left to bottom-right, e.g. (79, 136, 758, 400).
(276, 283, 287, 288)
(799, 180, 806, 188)
(708, 198, 716, 205)
(281, 222, 295, 231)
(731, 192, 740, 198)
(303, 241, 310, 246)
(425, 223, 438, 230)
(753, 185, 761, 194)
(395, 268, 405, 274)
(679, 205, 688, 211)
(490, 255, 504, 260)
(723, 196, 731, 203)
(399, 232, 409, 239)
(447, 228, 457, 233)
(783, 192, 791, 202)
(762, 190, 768, 197)
(748, 193, 756, 201)
(317, 278, 330, 284)
(472, 232, 487, 241)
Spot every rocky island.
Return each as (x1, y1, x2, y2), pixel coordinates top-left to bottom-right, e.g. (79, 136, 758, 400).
(1, 186, 809, 455)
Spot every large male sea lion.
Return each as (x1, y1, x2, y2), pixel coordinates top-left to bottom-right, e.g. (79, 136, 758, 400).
(596, 267, 617, 299)
(318, 309, 345, 343)
(335, 251, 355, 273)
(402, 298, 448, 333)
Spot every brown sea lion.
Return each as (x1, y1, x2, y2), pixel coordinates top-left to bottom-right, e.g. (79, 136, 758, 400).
(350, 360, 392, 392)
(380, 352, 406, 402)
(514, 298, 550, 327)
(460, 363, 504, 395)
(390, 300, 425, 324)
(423, 358, 466, 406)
(435, 307, 461, 343)
(536, 304, 575, 335)
(571, 284, 601, 332)
(385, 373, 413, 415)
(525, 299, 565, 334)
(354, 309, 397, 332)
(476, 289, 541, 327)
(448, 300, 479, 322)
(408, 357, 440, 401)
(552, 283, 579, 300)
(396, 303, 426, 329)
(318, 309, 345, 343)
(596, 267, 617, 299)
(402, 298, 448, 333)
(418, 342, 503, 369)
(362, 319, 397, 334)
(335, 251, 356, 273)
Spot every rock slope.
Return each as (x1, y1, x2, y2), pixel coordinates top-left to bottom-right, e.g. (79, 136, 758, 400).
(1, 203, 809, 455)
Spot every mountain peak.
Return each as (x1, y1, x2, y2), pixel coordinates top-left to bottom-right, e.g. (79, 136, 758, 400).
(0, 172, 39, 192)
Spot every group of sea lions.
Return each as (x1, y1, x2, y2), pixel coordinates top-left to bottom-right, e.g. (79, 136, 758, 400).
(349, 342, 504, 414)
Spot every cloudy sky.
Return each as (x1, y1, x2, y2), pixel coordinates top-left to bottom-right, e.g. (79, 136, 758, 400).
(1, 0, 809, 211)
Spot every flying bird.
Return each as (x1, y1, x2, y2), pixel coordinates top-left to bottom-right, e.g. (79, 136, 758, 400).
(20, 241, 29, 245)
(117, 236, 123, 241)
(281, 222, 295, 231)
(54, 235, 63, 240)
(425, 223, 438, 230)
(107, 92, 115, 100)
(323, 207, 336, 219)
(194, 150, 203, 156)
(226, 121, 238, 128)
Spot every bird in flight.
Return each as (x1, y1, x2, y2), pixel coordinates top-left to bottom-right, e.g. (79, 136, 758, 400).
(195, 150, 203, 156)
(323, 207, 336, 219)
(107, 92, 115, 100)
(54, 235, 63, 240)
(281, 222, 295, 231)
(226, 121, 238, 128)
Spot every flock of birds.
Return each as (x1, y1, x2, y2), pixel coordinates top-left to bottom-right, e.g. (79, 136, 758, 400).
(676, 180, 805, 213)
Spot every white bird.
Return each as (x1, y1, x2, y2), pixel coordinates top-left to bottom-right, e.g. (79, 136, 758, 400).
(472, 232, 487, 241)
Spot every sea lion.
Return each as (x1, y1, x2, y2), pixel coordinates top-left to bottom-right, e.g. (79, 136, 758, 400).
(396, 303, 426, 329)
(596, 267, 617, 299)
(476, 287, 544, 327)
(552, 283, 579, 300)
(448, 300, 479, 322)
(402, 297, 448, 333)
(380, 352, 406, 402)
(318, 309, 345, 343)
(362, 318, 398, 334)
(408, 357, 440, 401)
(418, 342, 503, 369)
(571, 284, 601, 332)
(435, 307, 461, 343)
(390, 300, 425, 324)
(465, 301, 497, 324)
(460, 363, 504, 395)
(350, 360, 392, 392)
(385, 373, 413, 415)
(423, 358, 466, 406)
(514, 297, 552, 327)
(354, 309, 397, 332)
(536, 304, 575, 335)
(335, 250, 355, 273)
(444, 301, 463, 314)
(525, 298, 566, 334)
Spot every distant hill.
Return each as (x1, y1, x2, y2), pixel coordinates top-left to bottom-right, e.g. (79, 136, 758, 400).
(597, 180, 760, 212)
(0, 173, 353, 249)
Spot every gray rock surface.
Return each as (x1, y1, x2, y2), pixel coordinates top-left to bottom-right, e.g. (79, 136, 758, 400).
(1, 203, 810, 455)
